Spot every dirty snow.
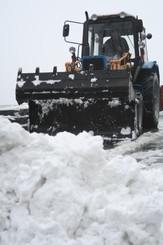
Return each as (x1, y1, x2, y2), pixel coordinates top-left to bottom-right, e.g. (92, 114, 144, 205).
(1, 111, 163, 245)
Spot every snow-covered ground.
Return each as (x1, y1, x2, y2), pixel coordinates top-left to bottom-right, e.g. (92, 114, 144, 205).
(1, 109, 163, 245)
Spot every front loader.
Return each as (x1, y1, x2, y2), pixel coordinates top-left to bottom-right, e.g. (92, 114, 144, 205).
(16, 11, 160, 142)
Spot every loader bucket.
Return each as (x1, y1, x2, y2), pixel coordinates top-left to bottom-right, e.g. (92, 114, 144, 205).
(16, 68, 137, 142)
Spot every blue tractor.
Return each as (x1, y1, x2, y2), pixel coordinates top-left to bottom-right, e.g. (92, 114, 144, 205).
(16, 11, 160, 142)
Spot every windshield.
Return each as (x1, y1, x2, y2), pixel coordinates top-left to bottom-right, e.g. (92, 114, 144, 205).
(88, 21, 135, 59)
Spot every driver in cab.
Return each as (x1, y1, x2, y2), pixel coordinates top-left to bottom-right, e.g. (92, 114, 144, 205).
(102, 31, 129, 60)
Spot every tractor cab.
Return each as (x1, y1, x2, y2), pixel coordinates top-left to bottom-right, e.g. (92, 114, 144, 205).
(63, 12, 152, 73)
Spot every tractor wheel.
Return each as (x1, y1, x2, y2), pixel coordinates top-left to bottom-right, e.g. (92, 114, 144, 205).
(142, 72, 160, 129)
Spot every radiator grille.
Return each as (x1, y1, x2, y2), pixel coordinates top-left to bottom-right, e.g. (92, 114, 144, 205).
(82, 58, 104, 70)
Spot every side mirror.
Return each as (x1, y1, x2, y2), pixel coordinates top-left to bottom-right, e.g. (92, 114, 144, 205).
(63, 24, 70, 37)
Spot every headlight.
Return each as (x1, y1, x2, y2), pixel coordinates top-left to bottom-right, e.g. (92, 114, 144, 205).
(139, 41, 145, 48)
(90, 14, 98, 21)
(119, 11, 126, 18)
(69, 47, 76, 54)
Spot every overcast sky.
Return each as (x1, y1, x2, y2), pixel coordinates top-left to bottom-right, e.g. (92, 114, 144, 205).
(0, 0, 162, 105)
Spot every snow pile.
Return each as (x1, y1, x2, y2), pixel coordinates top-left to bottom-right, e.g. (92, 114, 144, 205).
(0, 103, 28, 111)
(1, 118, 163, 244)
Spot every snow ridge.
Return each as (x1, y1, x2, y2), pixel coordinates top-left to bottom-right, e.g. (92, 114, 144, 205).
(1, 118, 163, 245)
